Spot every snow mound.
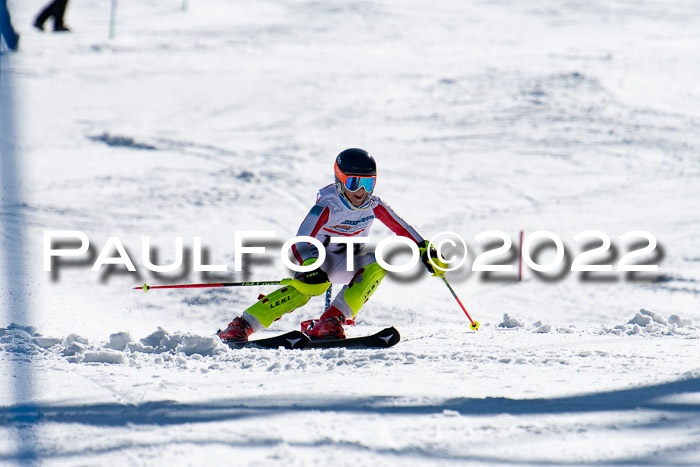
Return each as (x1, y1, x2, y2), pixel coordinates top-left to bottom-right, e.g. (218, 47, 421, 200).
(669, 314, 693, 327)
(106, 332, 133, 351)
(6, 323, 37, 335)
(0, 324, 227, 363)
(604, 309, 695, 336)
(32, 336, 63, 349)
(499, 313, 525, 328)
(497, 316, 558, 333)
(629, 308, 668, 326)
(134, 327, 226, 356)
(63, 333, 89, 346)
(81, 351, 126, 365)
(176, 335, 223, 357)
(1, 323, 47, 355)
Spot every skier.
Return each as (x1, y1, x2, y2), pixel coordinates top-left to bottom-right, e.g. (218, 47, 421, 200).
(33, 0, 71, 32)
(217, 148, 446, 342)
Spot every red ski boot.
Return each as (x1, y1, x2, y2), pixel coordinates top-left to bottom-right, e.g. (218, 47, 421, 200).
(305, 305, 346, 339)
(217, 317, 254, 342)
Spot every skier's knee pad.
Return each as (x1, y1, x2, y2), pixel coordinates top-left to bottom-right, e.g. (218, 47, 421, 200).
(244, 285, 311, 328)
(343, 262, 386, 317)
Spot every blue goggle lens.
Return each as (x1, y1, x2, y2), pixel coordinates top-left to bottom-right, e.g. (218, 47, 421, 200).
(344, 176, 376, 192)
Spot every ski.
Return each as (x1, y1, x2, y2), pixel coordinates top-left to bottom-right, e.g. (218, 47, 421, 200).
(226, 330, 309, 350)
(225, 327, 400, 350)
(305, 326, 400, 349)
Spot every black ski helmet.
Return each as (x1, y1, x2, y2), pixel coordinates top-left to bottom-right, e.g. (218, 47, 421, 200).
(334, 148, 377, 205)
(335, 148, 377, 178)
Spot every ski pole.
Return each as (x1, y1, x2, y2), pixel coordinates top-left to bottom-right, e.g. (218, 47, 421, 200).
(134, 280, 282, 293)
(440, 275, 480, 330)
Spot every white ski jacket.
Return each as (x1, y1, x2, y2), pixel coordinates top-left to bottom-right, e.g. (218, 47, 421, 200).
(292, 184, 425, 264)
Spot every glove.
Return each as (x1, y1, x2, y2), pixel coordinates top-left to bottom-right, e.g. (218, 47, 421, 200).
(297, 258, 329, 284)
(418, 240, 448, 277)
(302, 267, 329, 284)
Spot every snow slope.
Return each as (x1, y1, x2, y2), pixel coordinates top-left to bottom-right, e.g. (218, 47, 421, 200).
(1, 0, 700, 465)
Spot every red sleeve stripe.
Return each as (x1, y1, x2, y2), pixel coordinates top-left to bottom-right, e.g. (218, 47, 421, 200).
(374, 204, 419, 242)
(310, 206, 330, 237)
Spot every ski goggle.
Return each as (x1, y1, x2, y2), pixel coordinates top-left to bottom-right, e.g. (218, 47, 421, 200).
(334, 162, 377, 192)
(342, 175, 376, 192)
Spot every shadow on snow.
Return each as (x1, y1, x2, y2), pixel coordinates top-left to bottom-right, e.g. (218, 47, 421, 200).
(1, 376, 699, 464)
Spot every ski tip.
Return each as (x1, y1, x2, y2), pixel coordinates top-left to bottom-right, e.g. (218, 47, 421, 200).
(381, 326, 401, 347)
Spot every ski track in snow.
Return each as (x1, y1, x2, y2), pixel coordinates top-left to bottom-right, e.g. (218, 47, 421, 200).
(2, 0, 700, 464)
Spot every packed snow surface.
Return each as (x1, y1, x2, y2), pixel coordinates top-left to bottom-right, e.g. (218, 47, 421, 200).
(2, 0, 700, 465)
